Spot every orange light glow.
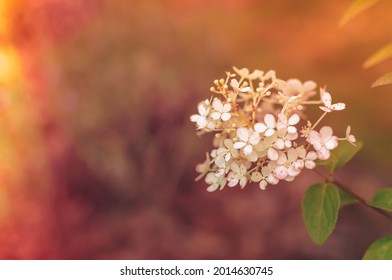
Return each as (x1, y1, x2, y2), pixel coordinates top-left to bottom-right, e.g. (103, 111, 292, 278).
(0, 47, 19, 83)
(0, 0, 12, 36)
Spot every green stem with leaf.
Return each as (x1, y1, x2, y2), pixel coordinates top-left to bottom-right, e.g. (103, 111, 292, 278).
(313, 169, 392, 222)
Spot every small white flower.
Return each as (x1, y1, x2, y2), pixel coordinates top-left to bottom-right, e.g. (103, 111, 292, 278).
(254, 134, 279, 160)
(274, 129, 298, 150)
(294, 146, 318, 170)
(276, 113, 300, 134)
(211, 139, 239, 162)
(213, 152, 230, 177)
(211, 98, 232, 121)
(233, 67, 264, 81)
(190, 99, 209, 126)
(263, 70, 277, 82)
(254, 113, 276, 137)
(205, 172, 227, 192)
(233, 128, 260, 156)
(307, 126, 338, 160)
(190, 99, 216, 129)
(283, 79, 317, 100)
(345, 126, 357, 145)
(230, 79, 251, 93)
(319, 88, 345, 112)
(251, 166, 273, 190)
(227, 163, 247, 188)
(273, 148, 300, 180)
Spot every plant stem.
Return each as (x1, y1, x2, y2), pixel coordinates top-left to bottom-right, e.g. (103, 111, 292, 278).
(313, 169, 392, 222)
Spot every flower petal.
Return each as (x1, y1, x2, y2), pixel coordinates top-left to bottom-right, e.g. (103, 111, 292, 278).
(261, 166, 271, 177)
(265, 128, 275, 137)
(264, 114, 276, 128)
(240, 164, 247, 175)
(215, 156, 226, 168)
(196, 117, 207, 128)
(215, 169, 225, 177)
(294, 159, 304, 170)
(307, 131, 320, 144)
(287, 126, 297, 134)
(287, 132, 298, 140)
(306, 151, 318, 161)
(276, 151, 287, 165)
(205, 172, 217, 184)
(274, 166, 288, 180)
(207, 183, 219, 192)
(276, 122, 286, 131)
(319, 106, 332, 112)
(222, 103, 231, 112)
(249, 132, 260, 145)
(212, 98, 223, 111)
(287, 148, 298, 162)
(198, 102, 209, 116)
(233, 141, 246, 149)
(251, 171, 262, 182)
(303, 80, 316, 92)
(288, 165, 301, 177)
(211, 111, 221, 120)
(348, 135, 356, 143)
(259, 180, 267, 190)
(206, 121, 215, 130)
(325, 136, 338, 150)
(296, 146, 306, 158)
(254, 123, 267, 133)
(320, 89, 332, 107)
(243, 144, 253, 156)
(221, 112, 231, 121)
(266, 174, 279, 185)
(190, 115, 199, 122)
(331, 103, 345, 111)
(278, 113, 287, 124)
(228, 178, 239, 187)
(274, 138, 285, 150)
(346, 126, 352, 137)
(224, 139, 233, 149)
(317, 147, 330, 160)
(305, 160, 316, 169)
(237, 127, 249, 142)
(240, 86, 251, 93)
(289, 114, 300, 125)
(231, 163, 240, 174)
(230, 79, 239, 89)
(268, 147, 279, 161)
(246, 151, 258, 162)
(240, 177, 247, 188)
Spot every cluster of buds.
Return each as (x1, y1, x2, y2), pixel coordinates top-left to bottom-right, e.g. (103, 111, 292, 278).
(191, 67, 356, 192)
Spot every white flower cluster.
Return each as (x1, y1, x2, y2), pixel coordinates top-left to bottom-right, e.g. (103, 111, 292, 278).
(191, 67, 356, 192)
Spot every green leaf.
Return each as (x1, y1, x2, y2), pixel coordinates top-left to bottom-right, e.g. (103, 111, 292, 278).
(340, 0, 380, 27)
(302, 183, 340, 246)
(367, 188, 392, 211)
(317, 141, 363, 172)
(371, 72, 392, 87)
(339, 189, 357, 208)
(363, 42, 392, 68)
(363, 236, 392, 260)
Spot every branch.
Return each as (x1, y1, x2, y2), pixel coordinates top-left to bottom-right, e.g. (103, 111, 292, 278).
(313, 169, 392, 222)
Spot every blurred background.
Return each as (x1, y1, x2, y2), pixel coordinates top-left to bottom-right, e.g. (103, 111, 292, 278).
(0, 0, 391, 259)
